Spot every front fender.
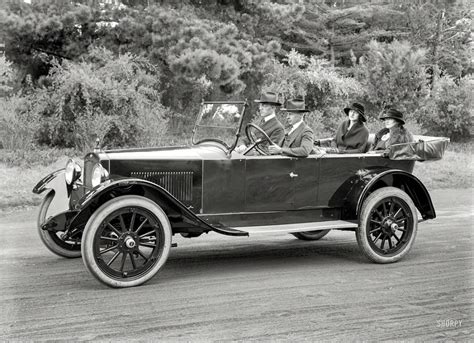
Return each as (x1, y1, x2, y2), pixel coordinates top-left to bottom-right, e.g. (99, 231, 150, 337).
(33, 169, 64, 194)
(341, 168, 436, 221)
(70, 178, 247, 236)
(32, 169, 71, 220)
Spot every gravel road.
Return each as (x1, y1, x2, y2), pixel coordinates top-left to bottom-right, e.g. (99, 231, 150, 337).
(0, 188, 472, 341)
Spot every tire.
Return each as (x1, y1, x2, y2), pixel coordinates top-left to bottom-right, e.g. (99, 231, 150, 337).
(292, 230, 330, 241)
(357, 187, 418, 263)
(37, 192, 82, 258)
(81, 195, 172, 288)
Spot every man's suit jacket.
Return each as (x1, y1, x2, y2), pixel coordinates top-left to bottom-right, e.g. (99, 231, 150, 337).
(281, 122, 314, 157)
(244, 116, 285, 151)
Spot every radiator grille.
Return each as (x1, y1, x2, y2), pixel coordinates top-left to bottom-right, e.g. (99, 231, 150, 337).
(130, 171, 193, 202)
(83, 153, 100, 189)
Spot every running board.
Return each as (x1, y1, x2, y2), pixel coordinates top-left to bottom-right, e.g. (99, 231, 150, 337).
(230, 220, 358, 235)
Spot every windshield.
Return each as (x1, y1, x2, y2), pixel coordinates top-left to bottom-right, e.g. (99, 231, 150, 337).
(192, 101, 247, 149)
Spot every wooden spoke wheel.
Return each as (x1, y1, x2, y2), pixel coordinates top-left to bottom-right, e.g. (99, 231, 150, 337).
(357, 187, 418, 263)
(81, 196, 172, 288)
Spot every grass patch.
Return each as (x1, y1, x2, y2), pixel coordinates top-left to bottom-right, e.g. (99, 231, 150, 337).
(0, 141, 472, 212)
(0, 148, 82, 212)
(413, 141, 473, 190)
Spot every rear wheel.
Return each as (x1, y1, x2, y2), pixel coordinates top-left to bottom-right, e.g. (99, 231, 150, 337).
(357, 187, 418, 263)
(292, 230, 330, 241)
(81, 195, 172, 288)
(37, 192, 81, 258)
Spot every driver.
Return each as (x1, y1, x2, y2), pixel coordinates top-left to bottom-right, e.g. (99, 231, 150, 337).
(269, 97, 319, 158)
(235, 91, 285, 154)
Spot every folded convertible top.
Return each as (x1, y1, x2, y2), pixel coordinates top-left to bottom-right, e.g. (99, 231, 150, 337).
(389, 136, 450, 161)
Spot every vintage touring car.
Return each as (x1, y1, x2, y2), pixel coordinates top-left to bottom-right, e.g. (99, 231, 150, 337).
(33, 101, 449, 288)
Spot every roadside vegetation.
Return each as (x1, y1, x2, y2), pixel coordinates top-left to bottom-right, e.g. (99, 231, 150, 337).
(0, 0, 472, 211)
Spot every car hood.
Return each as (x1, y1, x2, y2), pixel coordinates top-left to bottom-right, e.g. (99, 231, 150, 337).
(99, 144, 228, 161)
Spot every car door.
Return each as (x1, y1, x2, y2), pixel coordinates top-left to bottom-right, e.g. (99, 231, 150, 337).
(292, 156, 319, 209)
(244, 156, 295, 212)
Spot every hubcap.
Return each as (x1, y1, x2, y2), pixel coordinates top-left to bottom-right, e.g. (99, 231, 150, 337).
(125, 237, 136, 249)
(367, 197, 413, 256)
(381, 218, 397, 235)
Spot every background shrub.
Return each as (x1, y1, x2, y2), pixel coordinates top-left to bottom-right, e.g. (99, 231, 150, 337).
(0, 94, 39, 150)
(415, 75, 473, 141)
(28, 48, 168, 150)
(354, 40, 429, 120)
(0, 56, 14, 96)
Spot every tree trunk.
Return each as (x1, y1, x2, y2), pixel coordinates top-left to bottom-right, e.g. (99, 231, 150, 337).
(431, 10, 444, 91)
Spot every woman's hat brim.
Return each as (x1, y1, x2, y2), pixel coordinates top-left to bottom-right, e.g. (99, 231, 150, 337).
(344, 107, 367, 122)
(379, 115, 405, 125)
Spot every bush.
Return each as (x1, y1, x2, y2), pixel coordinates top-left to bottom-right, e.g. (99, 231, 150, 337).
(0, 56, 15, 96)
(27, 48, 168, 150)
(415, 75, 473, 141)
(354, 40, 429, 120)
(304, 110, 342, 138)
(134, 102, 170, 148)
(0, 94, 39, 150)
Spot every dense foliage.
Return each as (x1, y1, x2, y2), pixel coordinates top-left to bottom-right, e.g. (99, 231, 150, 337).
(416, 74, 473, 141)
(354, 40, 429, 118)
(11, 48, 168, 150)
(0, 0, 471, 148)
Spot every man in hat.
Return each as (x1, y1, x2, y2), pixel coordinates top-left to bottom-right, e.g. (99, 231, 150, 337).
(236, 91, 285, 154)
(268, 97, 320, 158)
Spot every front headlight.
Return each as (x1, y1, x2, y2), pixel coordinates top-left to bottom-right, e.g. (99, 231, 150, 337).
(65, 159, 82, 185)
(91, 164, 109, 188)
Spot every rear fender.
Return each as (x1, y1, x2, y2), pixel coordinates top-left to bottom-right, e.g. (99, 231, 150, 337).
(69, 178, 246, 236)
(342, 169, 436, 221)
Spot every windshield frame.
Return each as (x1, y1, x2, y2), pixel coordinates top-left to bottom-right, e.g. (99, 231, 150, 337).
(192, 100, 248, 153)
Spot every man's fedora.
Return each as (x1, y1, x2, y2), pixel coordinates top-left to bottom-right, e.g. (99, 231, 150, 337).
(281, 97, 310, 113)
(379, 108, 405, 125)
(254, 91, 282, 106)
(344, 102, 366, 122)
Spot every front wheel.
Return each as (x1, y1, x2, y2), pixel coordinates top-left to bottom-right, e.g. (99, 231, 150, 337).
(292, 230, 330, 241)
(81, 195, 172, 288)
(37, 192, 82, 258)
(357, 187, 418, 263)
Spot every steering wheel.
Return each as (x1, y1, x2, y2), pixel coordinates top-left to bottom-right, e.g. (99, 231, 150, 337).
(244, 123, 275, 155)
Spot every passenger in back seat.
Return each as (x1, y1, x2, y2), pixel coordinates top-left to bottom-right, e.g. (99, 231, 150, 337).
(321, 102, 369, 154)
(369, 108, 414, 154)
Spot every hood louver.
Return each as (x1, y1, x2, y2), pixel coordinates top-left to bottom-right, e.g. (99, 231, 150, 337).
(130, 171, 193, 202)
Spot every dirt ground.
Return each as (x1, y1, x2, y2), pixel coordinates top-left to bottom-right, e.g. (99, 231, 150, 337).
(0, 188, 472, 341)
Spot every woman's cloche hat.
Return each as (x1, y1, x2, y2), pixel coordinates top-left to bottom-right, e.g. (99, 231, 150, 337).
(379, 108, 405, 125)
(344, 102, 366, 122)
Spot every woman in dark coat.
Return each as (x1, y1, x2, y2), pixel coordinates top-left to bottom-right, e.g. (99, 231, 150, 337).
(324, 102, 369, 153)
(371, 108, 414, 152)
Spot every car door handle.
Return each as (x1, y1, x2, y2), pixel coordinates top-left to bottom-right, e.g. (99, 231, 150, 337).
(289, 172, 298, 178)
